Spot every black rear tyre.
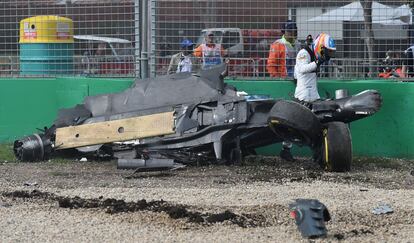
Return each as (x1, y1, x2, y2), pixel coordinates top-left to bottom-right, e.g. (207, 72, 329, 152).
(320, 122, 352, 172)
(268, 100, 321, 146)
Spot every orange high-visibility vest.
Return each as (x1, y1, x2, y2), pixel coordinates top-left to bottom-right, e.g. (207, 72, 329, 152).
(267, 37, 297, 78)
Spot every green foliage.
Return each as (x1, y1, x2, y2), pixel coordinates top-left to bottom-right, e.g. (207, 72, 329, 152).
(0, 144, 15, 162)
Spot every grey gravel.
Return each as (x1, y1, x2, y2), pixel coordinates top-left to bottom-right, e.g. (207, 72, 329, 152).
(0, 156, 413, 242)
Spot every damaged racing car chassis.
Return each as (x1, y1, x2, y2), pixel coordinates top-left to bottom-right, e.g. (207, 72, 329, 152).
(14, 65, 382, 172)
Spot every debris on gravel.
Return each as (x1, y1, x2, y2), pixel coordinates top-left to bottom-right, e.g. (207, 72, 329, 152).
(0, 156, 413, 242)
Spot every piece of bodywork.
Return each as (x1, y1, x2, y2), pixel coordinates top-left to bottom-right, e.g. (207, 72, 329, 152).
(289, 199, 331, 238)
(13, 65, 382, 172)
(372, 203, 394, 215)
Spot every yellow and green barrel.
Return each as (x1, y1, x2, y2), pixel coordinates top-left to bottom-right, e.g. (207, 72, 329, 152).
(19, 15, 74, 75)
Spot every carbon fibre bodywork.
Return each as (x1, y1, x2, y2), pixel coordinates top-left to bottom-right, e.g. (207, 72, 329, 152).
(14, 65, 382, 171)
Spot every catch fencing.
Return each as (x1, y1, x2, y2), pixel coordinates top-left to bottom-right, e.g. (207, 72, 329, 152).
(0, 0, 412, 79)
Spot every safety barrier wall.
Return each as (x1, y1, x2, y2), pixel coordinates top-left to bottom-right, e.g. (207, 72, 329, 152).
(0, 78, 413, 158)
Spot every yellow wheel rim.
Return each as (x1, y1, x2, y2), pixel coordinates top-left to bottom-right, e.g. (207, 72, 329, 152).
(323, 129, 330, 170)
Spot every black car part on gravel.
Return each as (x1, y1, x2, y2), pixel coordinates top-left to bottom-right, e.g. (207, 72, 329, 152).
(311, 90, 382, 123)
(289, 199, 331, 238)
(13, 126, 55, 162)
(320, 122, 352, 172)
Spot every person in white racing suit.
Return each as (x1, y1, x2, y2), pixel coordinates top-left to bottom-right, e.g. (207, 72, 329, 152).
(279, 33, 336, 162)
(294, 33, 336, 102)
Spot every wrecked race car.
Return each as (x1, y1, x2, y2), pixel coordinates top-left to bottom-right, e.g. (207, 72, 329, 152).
(14, 65, 382, 172)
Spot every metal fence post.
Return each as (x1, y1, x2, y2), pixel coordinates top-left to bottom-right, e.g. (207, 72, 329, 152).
(140, 0, 149, 79)
(150, 0, 156, 77)
(134, 0, 141, 78)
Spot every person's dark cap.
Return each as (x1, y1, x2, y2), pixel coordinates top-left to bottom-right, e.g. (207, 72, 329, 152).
(306, 35, 313, 44)
(205, 31, 214, 37)
(283, 20, 297, 33)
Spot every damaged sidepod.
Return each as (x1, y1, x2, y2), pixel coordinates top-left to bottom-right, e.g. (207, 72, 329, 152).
(14, 65, 382, 172)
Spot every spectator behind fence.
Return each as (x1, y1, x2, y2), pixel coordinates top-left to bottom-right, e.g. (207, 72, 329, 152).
(379, 50, 403, 78)
(305, 34, 313, 48)
(84, 43, 107, 75)
(167, 39, 198, 74)
(266, 20, 300, 78)
(402, 45, 414, 78)
(95, 43, 106, 56)
(194, 31, 228, 70)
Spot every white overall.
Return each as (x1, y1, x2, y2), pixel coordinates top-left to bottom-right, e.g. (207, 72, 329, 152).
(294, 49, 319, 102)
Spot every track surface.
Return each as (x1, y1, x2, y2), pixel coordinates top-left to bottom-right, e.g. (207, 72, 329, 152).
(1, 156, 413, 242)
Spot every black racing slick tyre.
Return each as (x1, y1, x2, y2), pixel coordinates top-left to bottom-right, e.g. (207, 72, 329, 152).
(268, 100, 321, 146)
(321, 122, 352, 172)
